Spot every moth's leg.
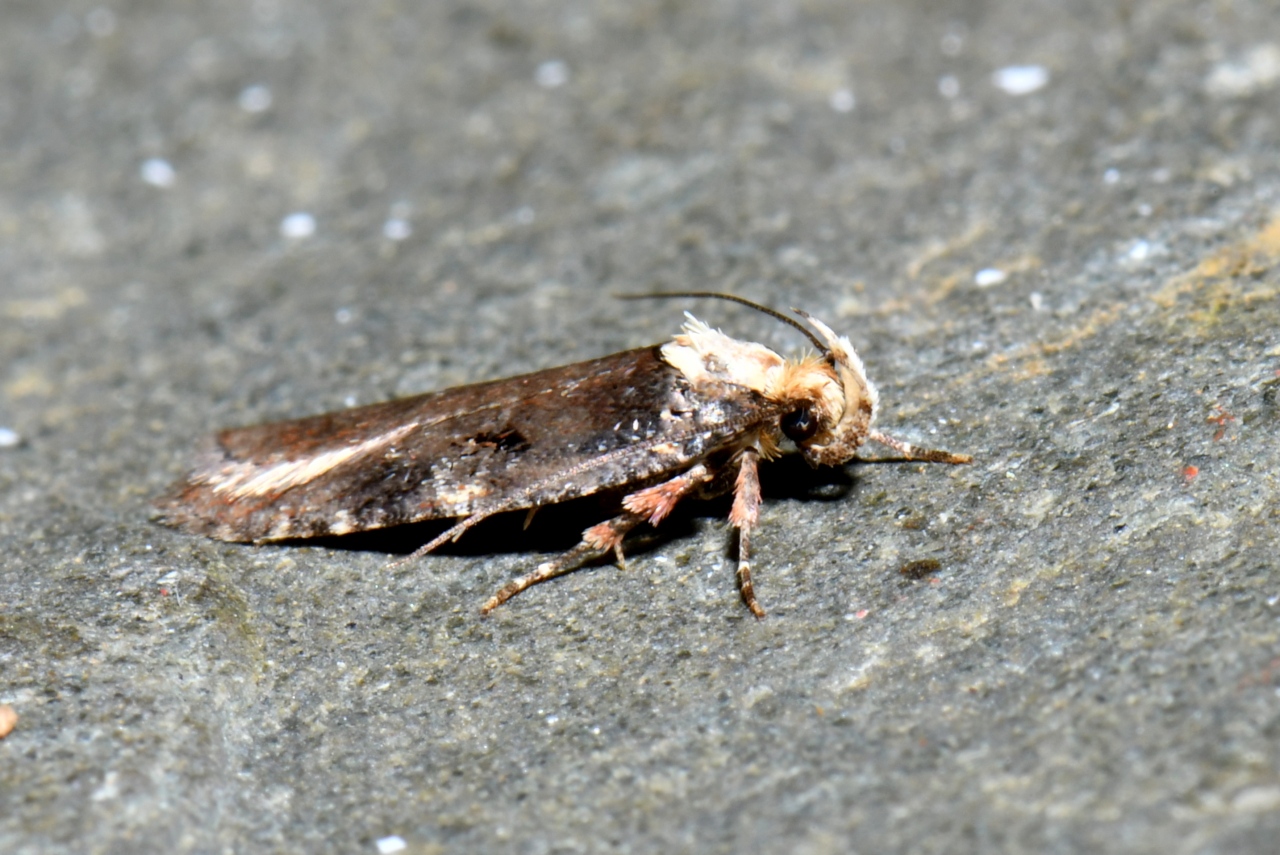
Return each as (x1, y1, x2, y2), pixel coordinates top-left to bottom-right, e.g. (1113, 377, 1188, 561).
(691, 462, 738, 501)
(729, 448, 766, 619)
(480, 464, 715, 614)
(480, 513, 644, 614)
(868, 430, 972, 465)
(389, 510, 499, 568)
(622, 463, 712, 526)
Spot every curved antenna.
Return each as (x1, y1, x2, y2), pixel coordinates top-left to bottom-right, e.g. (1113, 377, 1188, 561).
(616, 291, 829, 354)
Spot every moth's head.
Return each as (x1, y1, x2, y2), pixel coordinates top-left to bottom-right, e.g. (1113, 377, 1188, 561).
(660, 310, 879, 467)
(770, 311, 879, 467)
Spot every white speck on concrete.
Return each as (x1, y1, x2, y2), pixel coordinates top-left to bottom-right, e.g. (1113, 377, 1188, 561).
(238, 84, 273, 113)
(1126, 240, 1151, 262)
(0, 428, 20, 448)
(280, 212, 316, 239)
(90, 770, 120, 801)
(382, 218, 411, 241)
(1231, 785, 1280, 813)
(829, 88, 856, 113)
(937, 75, 960, 99)
(974, 267, 1008, 287)
(375, 836, 407, 854)
(992, 64, 1049, 95)
(1103, 168, 1120, 185)
(1205, 43, 1280, 98)
(140, 158, 176, 188)
(535, 60, 569, 88)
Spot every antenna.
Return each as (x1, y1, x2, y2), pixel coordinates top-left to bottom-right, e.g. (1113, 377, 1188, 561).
(616, 291, 829, 353)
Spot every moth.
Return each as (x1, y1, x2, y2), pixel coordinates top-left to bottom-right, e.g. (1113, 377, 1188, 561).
(155, 293, 971, 617)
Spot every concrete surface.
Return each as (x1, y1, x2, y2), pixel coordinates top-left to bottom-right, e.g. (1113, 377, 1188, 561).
(2, 1, 1279, 852)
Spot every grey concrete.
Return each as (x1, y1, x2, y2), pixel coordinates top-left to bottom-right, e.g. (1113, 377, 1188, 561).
(2, 1, 1279, 852)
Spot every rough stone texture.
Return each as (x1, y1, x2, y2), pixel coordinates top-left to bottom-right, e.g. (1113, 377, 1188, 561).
(2, 1, 1278, 853)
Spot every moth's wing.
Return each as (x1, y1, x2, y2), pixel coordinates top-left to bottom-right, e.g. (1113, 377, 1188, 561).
(155, 347, 769, 542)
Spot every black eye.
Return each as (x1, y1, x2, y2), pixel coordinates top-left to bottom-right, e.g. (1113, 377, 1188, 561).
(781, 407, 819, 443)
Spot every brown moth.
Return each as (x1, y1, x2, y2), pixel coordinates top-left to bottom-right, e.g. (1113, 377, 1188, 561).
(155, 293, 971, 617)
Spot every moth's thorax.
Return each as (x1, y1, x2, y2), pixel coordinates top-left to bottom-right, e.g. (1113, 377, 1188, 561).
(660, 317, 795, 398)
(660, 314, 880, 466)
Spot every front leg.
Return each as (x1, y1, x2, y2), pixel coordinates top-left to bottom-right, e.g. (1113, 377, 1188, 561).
(869, 430, 972, 464)
(728, 448, 766, 618)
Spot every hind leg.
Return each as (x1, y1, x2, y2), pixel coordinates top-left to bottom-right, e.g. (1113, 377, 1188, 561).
(480, 513, 643, 613)
(480, 464, 715, 613)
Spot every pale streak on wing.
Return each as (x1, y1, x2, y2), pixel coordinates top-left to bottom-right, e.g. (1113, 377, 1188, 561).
(207, 422, 420, 499)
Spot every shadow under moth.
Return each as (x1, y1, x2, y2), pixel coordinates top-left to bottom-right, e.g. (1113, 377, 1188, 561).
(155, 293, 971, 617)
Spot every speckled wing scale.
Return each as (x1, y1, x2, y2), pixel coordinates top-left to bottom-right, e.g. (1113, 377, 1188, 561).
(155, 293, 972, 617)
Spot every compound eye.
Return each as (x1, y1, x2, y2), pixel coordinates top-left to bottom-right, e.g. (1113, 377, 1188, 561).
(781, 407, 819, 443)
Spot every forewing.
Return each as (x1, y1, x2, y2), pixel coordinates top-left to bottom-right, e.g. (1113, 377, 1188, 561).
(155, 347, 769, 541)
